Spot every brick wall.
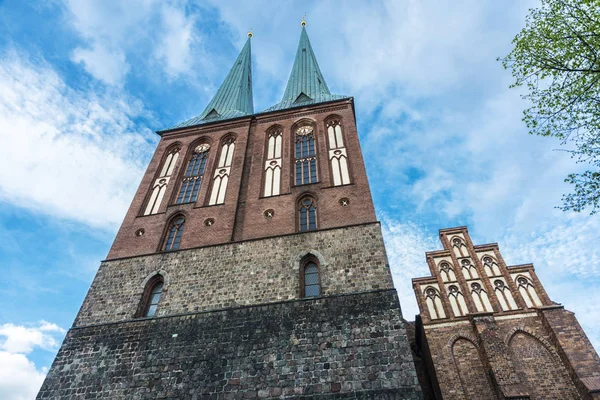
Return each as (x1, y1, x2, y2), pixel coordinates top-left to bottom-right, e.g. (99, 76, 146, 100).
(39, 290, 423, 399)
(108, 99, 377, 260)
(76, 223, 394, 327)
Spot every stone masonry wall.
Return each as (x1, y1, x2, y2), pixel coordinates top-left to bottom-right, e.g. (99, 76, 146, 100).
(39, 290, 423, 399)
(76, 223, 393, 327)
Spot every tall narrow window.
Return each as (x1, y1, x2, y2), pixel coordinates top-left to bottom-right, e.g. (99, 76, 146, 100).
(298, 197, 317, 232)
(209, 137, 235, 205)
(303, 262, 320, 297)
(424, 287, 446, 320)
(295, 125, 317, 185)
(264, 129, 282, 197)
(326, 119, 350, 186)
(164, 216, 185, 251)
(144, 279, 164, 317)
(176, 144, 210, 204)
(144, 147, 180, 215)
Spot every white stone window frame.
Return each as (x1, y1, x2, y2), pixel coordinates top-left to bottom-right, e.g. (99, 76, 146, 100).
(264, 129, 283, 197)
(209, 137, 235, 205)
(143, 147, 180, 216)
(326, 119, 351, 186)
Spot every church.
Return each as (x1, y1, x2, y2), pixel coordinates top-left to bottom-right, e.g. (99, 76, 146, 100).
(38, 21, 600, 399)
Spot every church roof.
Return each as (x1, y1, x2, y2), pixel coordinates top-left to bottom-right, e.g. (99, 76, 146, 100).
(161, 36, 254, 132)
(262, 25, 349, 113)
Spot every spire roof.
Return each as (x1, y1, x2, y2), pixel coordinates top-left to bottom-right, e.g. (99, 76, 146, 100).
(262, 25, 348, 113)
(163, 36, 254, 131)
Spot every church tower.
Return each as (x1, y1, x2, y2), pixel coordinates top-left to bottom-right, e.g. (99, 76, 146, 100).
(38, 24, 423, 399)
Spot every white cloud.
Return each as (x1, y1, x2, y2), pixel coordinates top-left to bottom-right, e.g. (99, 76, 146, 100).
(0, 321, 66, 400)
(71, 43, 130, 85)
(0, 49, 153, 229)
(154, 4, 197, 78)
(0, 321, 65, 354)
(62, 0, 201, 83)
(0, 352, 46, 400)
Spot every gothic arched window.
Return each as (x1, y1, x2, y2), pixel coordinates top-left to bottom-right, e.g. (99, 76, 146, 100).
(298, 196, 317, 232)
(302, 262, 321, 298)
(516, 276, 543, 308)
(424, 287, 446, 320)
(482, 256, 501, 276)
(470, 282, 493, 312)
(439, 261, 457, 282)
(209, 137, 235, 205)
(264, 128, 282, 197)
(164, 216, 185, 251)
(326, 119, 350, 186)
(295, 124, 317, 185)
(144, 279, 164, 317)
(143, 146, 180, 215)
(447, 285, 469, 317)
(176, 143, 210, 204)
(493, 279, 518, 311)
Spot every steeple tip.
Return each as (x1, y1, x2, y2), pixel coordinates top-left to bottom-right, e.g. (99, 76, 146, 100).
(301, 14, 306, 27)
(247, 29, 253, 38)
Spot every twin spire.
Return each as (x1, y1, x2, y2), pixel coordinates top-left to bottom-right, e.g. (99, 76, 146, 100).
(165, 23, 347, 131)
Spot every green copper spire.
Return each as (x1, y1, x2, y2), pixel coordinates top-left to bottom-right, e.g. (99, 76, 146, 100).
(263, 24, 347, 112)
(163, 35, 254, 131)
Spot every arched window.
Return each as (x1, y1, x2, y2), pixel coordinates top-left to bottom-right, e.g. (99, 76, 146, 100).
(516, 276, 542, 307)
(447, 285, 469, 317)
(460, 259, 478, 279)
(482, 256, 501, 276)
(493, 279, 518, 311)
(143, 146, 180, 215)
(302, 262, 320, 298)
(144, 279, 164, 317)
(264, 128, 282, 197)
(438, 261, 457, 282)
(424, 286, 446, 320)
(294, 124, 317, 185)
(176, 143, 210, 204)
(209, 137, 235, 205)
(164, 216, 185, 251)
(326, 119, 350, 186)
(470, 282, 493, 312)
(298, 196, 317, 232)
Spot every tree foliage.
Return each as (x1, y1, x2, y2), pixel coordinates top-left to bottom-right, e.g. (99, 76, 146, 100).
(500, 0, 600, 214)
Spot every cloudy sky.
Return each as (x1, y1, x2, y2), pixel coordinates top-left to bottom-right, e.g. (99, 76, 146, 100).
(0, 0, 598, 398)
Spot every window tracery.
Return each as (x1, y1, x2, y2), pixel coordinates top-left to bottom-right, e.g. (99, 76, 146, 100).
(298, 196, 317, 232)
(493, 279, 518, 311)
(460, 259, 478, 279)
(516, 276, 542, 307)
(470, 282, 493, 312)
(264, 129, 282, 197)
(295, 124, 317, 185)
(439, 261, 457, 282)
(424, 287, 446, 320)
(451, 236, 468, 257)
(164, 216, 185, 251)
(447, 285, 469, 317)
(176, 144, 210, 204)
(482, 256, 501, 276)
(209, 137, 235, 205)
(326, 119, 350, 186)
(138, 275, 164, 318)
(144, 147, 180, 215)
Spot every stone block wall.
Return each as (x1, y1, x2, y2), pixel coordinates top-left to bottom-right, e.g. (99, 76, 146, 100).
(39, 290, 423, 399)
(76, 223, 394, 327)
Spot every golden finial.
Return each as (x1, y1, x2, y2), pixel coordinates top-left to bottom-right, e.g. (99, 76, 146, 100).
(247, 28, 253, 38)
(301, 14, 306, 26)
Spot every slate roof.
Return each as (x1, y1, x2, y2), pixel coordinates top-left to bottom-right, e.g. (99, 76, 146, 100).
(262, 26, 349, 113)
(160, 37, 254, 132)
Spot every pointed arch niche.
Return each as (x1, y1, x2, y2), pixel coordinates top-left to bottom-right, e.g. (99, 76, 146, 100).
(325, 116, 350, 186)
(263, 125, 283, 197)
(293, 119, 318, 186)
(508, 331, 579, 398)
(143, 144, 180, 215)
(209, 135, 236, 205)
(451, 338, 496, 400)
(175, 140, 211, 204)
(136, 273, 166, 318)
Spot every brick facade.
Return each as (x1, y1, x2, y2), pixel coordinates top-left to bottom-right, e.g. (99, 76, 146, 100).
(108, 100, 376, 260)
(412, 227, 600, 400)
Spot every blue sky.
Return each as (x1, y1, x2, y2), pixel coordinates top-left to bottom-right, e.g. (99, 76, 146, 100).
(0, 1, 599, 398)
